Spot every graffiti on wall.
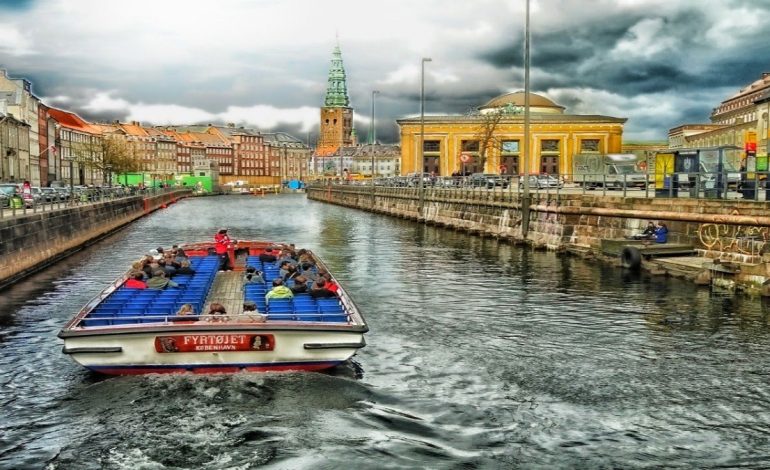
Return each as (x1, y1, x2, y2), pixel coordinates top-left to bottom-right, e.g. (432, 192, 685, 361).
(698, 223, 769, 255)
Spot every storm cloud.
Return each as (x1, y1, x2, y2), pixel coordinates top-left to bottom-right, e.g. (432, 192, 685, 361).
(1, 0, 769, 142)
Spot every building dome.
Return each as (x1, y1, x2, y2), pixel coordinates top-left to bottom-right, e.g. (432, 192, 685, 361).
(479, 91, 565, 115)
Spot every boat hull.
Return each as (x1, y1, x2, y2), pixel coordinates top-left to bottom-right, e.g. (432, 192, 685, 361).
(62, 326, 365, 376)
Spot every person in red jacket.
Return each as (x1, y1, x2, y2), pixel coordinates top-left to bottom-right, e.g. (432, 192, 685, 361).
(214, 228, 233, 271)
(125, 272, 147, 289)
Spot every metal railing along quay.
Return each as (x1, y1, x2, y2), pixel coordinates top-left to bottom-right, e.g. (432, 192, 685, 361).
(0, 187, 181, 219)
(310, 172, 770, 202)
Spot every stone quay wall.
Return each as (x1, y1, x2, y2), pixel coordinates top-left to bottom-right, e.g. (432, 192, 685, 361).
(0, 190, 188, 290)
(308, 185, 770, 283)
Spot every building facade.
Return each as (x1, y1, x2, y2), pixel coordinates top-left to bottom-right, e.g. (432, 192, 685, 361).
(0, 70, 41, 185)
(668, 72, 770, 163)
(350, 143, 401, 177)
(48, 108, 103, 186)
(397, 91, 626, 177)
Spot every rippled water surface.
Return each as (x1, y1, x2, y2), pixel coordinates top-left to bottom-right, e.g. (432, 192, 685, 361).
(2, 194, 770, 469)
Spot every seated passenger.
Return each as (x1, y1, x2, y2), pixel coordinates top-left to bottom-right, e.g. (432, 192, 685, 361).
(146, 270, 179, 289)
(300, 262, 319, 281)
(175, 259, 196, 275)
(124, 271, 147, 289)
(277, 249, 297, 266)
(279, 260, 292, 279)
(322, 273, 339, 294)
(244, 266, 265, 284)
(207, 302, 227, 322)
(310, 278, 337, 298)
(259, 247, 278, 263)
(174, 247, 189, 263)
(265, 278, 294, 304)
(655, 223, 668, 244)
(242, 301, 266, 322)
(290, 276, 308, 294)
(171, 303, 196, 321)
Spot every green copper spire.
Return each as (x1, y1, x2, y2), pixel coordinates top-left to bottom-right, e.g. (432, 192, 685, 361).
(324, 44, 350, 107)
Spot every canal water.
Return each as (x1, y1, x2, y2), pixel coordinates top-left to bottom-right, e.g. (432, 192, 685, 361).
(2, 194, 770, 469)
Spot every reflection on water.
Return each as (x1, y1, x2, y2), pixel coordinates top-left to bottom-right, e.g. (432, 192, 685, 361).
(2, 194, 770, 468)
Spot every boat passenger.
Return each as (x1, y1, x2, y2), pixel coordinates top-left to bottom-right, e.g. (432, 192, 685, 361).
(214, 228, 233, 271)
(655, 223, 668, 244)
(175, 259, 196, 275)
(146, 270, 179, 289)
(124, 271, 148, 289)
(300, 262, 319, 281)
(170, 303, 197, 322)
(259, 247, 277, 264)
(244, 266, 265, 284)
(310, 278, 336, 298)
(290, 276, 308, 294)
(174, 248, 188, 263)
(321, 273, 339, 294)
(265, 278, 294, 304)
(277, 249, 297, 266)
(242, 301, 266, 322)
(207, 302, 228, 322)
(279, 260, 292, 279)
(297, 249, 313, 265)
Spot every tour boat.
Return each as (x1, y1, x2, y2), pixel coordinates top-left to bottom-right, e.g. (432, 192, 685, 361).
(58, 240, 368, 375)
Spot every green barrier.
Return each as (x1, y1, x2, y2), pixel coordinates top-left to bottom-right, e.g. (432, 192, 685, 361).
(9, 195, 23, 209)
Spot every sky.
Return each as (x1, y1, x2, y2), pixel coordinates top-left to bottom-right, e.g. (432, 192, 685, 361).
(1, 0, 769, 143)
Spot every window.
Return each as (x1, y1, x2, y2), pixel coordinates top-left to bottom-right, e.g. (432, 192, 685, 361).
(423, 140, 440, 152)
(541, 139, 559, 152)
(461, 140, 479, 153)
(580, 139, 600, 152)
(501, 140, 519, 153)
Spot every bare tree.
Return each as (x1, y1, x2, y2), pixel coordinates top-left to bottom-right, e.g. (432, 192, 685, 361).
(468, 104, 520, 172)
(72, 135, 141, 183)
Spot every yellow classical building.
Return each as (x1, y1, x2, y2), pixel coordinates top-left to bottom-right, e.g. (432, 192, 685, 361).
(397, 91, 626, 178)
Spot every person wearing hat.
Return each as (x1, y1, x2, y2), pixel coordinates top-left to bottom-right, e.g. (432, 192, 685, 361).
(214, 228, 233, 271)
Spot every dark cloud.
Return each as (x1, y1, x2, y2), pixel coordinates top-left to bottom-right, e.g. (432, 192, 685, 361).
(0, 0, 35, 11)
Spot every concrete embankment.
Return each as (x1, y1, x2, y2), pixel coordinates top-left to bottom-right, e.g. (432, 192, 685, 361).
(0, 190, 189, 290)
(308, 185, 770, 295)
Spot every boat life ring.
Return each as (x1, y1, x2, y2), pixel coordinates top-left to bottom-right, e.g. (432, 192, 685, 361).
(621, 246, 642, 270)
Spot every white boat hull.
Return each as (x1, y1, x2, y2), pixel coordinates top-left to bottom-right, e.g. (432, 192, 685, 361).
(62, 324, 365, 375)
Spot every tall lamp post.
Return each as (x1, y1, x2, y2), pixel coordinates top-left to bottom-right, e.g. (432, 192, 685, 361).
(521, 0, 532, 237)
(370, 90, 380, 189)
(418, 57, 432, 212)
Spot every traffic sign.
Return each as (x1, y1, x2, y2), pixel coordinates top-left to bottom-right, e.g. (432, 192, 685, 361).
(460, 153, 471, 163)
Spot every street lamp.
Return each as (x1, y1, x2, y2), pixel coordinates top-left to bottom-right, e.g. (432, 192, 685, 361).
(521, 0, 532, 237)
(418, 57, 432, 211)
(370, 90, 380, 188)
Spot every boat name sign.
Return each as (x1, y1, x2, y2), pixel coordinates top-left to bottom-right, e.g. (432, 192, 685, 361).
(155, 334, 275, 353)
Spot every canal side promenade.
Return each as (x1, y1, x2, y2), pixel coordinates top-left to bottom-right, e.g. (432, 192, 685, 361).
(0, 189, 190, 290)
(308, 183, 770, 296)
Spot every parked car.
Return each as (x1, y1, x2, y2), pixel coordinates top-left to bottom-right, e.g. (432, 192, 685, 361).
(406, 172, 434, 187)
(40, 187, 60, 202)
(520, 175, 563, 189)
(0, 183, 19, 207)
(468, 173, 510, 189)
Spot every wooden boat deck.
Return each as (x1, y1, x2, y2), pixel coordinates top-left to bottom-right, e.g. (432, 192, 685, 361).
(204, 271, 248, 316)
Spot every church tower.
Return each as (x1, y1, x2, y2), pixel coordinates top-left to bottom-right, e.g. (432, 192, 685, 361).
(316, 43, 355, 157)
